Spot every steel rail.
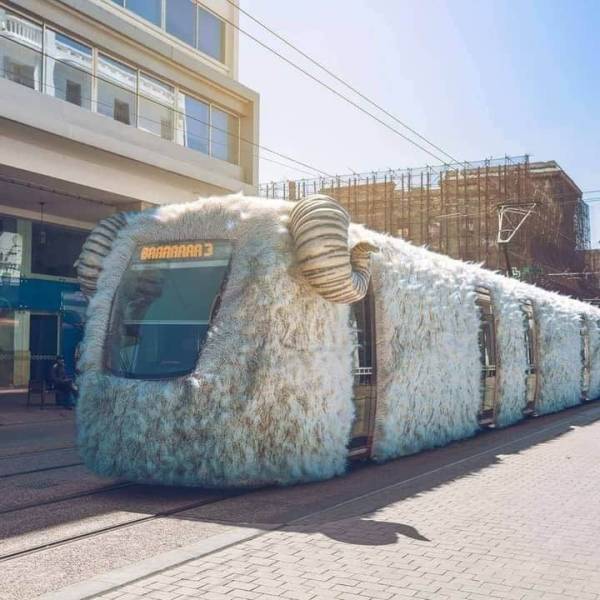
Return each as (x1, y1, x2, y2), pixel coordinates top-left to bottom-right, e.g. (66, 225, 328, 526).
(0, 446, 76, 460)
(0, 490, 240, 563)
(0, 461, 84, 480)
(0, 482, 135, 517)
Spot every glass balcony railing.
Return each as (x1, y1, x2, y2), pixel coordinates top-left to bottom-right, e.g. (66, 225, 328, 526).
(0, 24, 240, 165)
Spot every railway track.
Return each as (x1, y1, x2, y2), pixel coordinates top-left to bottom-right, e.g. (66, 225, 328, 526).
(0, 461, 84, 480)
(0, 481, 136, 516)
(0, 445, 76, 460)
(0, 487, 238, 563)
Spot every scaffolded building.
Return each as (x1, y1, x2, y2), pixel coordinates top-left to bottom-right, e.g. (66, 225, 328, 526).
(261, 156, 597, 300)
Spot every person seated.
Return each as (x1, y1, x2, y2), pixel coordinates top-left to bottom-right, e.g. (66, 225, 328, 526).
(50, 356, 78, 409)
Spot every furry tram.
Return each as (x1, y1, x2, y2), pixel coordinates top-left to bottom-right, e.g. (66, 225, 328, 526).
(75, 194, 600, 487)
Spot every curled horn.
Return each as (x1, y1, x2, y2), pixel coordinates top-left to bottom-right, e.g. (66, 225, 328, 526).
(288, 195, 378, 304)
(75, 213, 128, 298)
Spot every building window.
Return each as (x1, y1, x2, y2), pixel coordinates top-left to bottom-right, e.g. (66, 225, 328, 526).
(197, 6, 224, 62)
(97, 54, 137, 126)
(123, 0, 161, 27)
(31, 222, 88, 279)
(0, 6, 241, 165)
(0, 216, 22, 282)
(139, 72, 175, 140)
(166, 0, 196, 47)
(0, 8, 43, 90)
(211, 106, 238, 163)
(66, 80, 82, 105)
(45, 30, 92, 109)
(111, 0, 225, 64)
(181, 93, 209, 154)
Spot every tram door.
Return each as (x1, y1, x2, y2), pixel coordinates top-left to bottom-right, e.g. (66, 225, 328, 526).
(348, 289, 377, 459)
(581, 316, 591, 401)
(521, 300, 539, 416)
(476, 288, 498, 427)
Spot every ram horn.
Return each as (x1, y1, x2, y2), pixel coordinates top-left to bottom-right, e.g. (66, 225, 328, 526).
(288, 195, 378, 304)
(75, 212, 128, 298)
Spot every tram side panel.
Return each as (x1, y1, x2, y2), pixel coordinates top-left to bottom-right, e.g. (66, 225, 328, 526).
(534, 299, 583, 414)
(367, 237, 481, 461)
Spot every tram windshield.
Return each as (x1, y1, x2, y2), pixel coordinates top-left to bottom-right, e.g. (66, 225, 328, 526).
(105, 240, 232, 379)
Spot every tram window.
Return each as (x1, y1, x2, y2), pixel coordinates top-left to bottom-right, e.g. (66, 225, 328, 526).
(351, 293, 374, 385)
(349, 289, 377, 456)
(522, 304, 536, 375)
(581, 316, 591, 400)
(524, 328, 534, 370)
(479, 319, 496, 373)
(105, 240, 232, 379)
(475, 288, 498, 425)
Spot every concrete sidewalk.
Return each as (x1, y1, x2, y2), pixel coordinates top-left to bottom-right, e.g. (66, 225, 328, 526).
(47, 404, 600, 600)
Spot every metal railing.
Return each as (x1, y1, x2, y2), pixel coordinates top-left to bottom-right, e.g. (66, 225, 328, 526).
(0, 32, 240, 165)
(259, 156, 531, 200)
(1, 11, 42, 49)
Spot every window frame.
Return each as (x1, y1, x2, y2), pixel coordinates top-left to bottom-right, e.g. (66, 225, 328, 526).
(104, 238, 234, 381)
(581, 315, 591, 401)
(521, 298, 539, 416)
(179, 87, 241, 164)
(196, 3, 226, 63)
(43, 27, 94, 108)
(0, 5, 44, 91)
(96, 51, 139, 127)
(475, 287, 498, 427)
(0, 1, 242, 165)
(348, 286, 378, 459)
(29, 220, 91, 283)
(179, 91, 211, 155)
(109, 0, 227, 66)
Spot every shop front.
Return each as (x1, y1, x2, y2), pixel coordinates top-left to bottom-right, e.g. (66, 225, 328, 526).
(0, 215, 88, 388)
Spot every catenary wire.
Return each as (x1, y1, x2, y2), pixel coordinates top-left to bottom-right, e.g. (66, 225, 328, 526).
(217, 10, 452, 165)
(0, 38, 332, 179)
(227, 0, 461, 165)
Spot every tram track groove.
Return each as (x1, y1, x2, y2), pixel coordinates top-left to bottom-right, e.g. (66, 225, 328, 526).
(0, 482, 135, 516)
(0, 461, 84, 480)
(0, 445, 76, 460)
(0, 491, 241, 563)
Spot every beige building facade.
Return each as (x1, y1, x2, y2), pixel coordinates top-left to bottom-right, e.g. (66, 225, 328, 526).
(0, 0, 259, 388)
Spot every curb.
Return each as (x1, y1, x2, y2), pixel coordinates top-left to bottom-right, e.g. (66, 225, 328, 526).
(37, 526, 278, 600)
(37, 403, 600, 600)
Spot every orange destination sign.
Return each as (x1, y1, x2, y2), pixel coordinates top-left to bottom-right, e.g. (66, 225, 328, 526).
(139, 242, 214, 261)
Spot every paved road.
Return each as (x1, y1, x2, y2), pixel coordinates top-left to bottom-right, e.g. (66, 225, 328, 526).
(91, 405, 600, 600)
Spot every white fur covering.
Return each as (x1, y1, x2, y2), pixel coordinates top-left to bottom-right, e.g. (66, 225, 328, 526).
(77, 195, 600, 486)
(78, 196, 354, 487)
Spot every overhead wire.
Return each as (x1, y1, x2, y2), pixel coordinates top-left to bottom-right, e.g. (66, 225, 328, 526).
(226, 0, 461, 165)
(219, 7, 453, 165)
(1, 35, 332, 180)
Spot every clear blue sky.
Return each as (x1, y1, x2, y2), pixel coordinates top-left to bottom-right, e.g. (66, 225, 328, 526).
(238, 0, 600, 245)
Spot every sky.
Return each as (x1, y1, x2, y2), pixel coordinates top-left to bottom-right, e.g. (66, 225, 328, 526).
(237, 0, 600, 245)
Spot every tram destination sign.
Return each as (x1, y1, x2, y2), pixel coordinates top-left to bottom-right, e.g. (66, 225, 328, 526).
(136, 240, 230, 262)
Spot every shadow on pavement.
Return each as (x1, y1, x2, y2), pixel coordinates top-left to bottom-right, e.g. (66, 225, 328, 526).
(321, 519, 430, 545)
(1, 400, 599, 548)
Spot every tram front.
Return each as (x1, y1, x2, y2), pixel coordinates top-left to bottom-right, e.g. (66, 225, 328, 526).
(75, 195, 375, 488)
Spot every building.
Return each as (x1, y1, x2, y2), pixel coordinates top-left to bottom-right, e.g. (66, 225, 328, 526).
(261, 156, 598, 301)
(0, 0, 259, 388)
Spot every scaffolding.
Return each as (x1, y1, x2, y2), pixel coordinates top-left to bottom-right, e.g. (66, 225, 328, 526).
(260, 156, 595, 299)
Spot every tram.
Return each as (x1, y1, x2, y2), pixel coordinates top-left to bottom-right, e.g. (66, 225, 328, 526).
(75, 194, 600, 487)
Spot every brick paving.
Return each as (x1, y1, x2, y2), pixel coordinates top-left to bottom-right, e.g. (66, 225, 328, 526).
(98, 416, 600, 600)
